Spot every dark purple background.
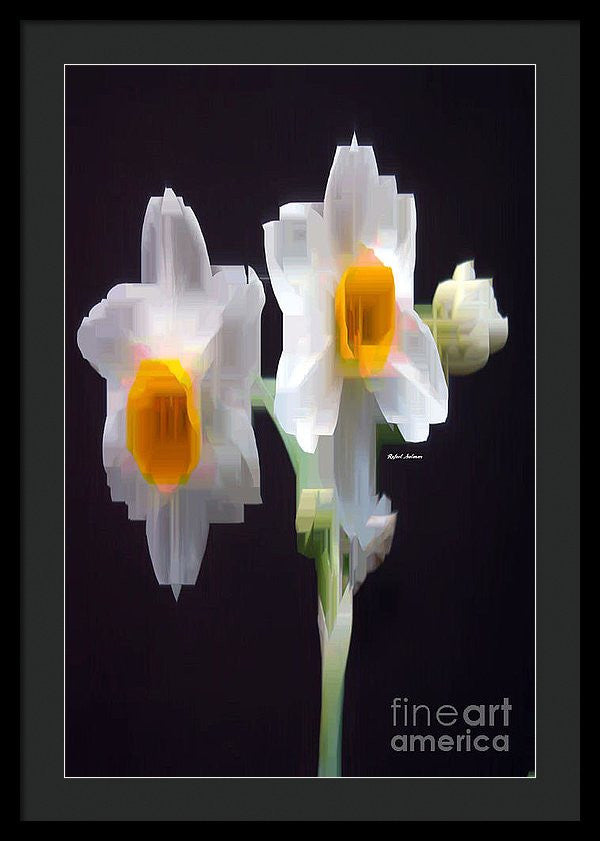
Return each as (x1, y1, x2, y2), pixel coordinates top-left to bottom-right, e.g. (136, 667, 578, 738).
(66, 66, 534, 777)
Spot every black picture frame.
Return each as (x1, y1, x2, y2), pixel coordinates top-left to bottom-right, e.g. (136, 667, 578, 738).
(21, 20, 579, 821)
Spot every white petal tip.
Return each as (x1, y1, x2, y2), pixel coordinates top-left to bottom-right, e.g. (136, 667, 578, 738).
(171, 584, 182, 601)
(453, 260, 476, 281)
(161, 188, 182, 214)
(351, 131, 358, 149)
(296, 427, 319, 453)
(247, 265, 260, 285)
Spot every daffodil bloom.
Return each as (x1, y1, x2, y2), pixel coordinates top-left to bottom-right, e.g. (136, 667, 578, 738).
(265, 135, 448, 455)
(264, 137, 447, 576)
(78, 188, 265, 598)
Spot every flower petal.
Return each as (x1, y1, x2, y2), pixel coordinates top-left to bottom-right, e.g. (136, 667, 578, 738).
(274, 340, 343, 454)
(211, 266, 265, 389)
(264, 219, 304, 316)
(370, 308, 448, 441)
(77, 283, 161, 382)
(145, 489, 209, 587)
(264, 202, 336, 315)
(323, 139, 380, 266)
(352, 505, 397, 593)
(333, 380, 380, 545)
(209, 405, 262, 501)
(375, 193, 417, 310)
(141, 188, 215, 297)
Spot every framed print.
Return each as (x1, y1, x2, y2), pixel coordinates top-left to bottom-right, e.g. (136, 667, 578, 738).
(22, 20, 579, 822)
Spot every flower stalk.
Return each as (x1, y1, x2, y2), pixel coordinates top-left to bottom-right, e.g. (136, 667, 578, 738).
(253, 376, 354, 777)
(318, 583, 353, 777)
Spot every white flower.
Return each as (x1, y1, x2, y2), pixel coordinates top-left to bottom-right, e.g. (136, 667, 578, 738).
(431, 260, 509, 375)
(264, 138, 448, 579)
(264, 135, 448, 455)
(78, 188, 265, 598)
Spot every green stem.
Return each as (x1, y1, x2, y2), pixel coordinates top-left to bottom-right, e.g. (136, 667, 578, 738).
(252, 376, 354, 778)
(318, 585, 353, 777)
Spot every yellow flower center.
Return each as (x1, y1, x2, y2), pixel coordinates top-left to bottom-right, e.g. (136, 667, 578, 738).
(126, 359, 201, 488)
(335, 264, 395, 376)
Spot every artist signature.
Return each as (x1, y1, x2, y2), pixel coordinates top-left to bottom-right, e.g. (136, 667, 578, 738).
(387, 453, 423, 460)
